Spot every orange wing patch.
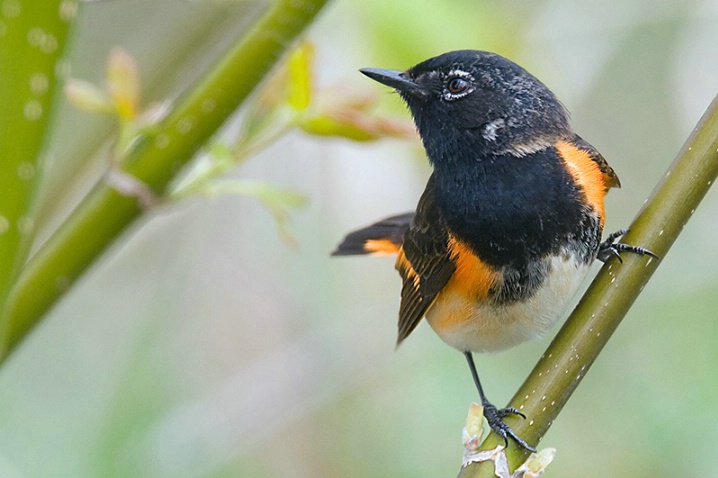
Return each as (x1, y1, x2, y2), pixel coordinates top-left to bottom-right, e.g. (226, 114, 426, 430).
(426, 237, 500, 333)
(445, 237, 498, 300)
(556, 140, 608, 224)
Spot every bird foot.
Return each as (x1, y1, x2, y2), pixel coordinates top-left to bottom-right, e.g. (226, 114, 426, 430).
(483, 402, 535, 452)
(597, 228, 658, 263)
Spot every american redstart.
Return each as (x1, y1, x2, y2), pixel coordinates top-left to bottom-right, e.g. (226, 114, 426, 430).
(333, 50, 656, 451)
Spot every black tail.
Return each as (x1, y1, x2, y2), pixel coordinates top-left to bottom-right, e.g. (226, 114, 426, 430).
(332, 213, 414, 256)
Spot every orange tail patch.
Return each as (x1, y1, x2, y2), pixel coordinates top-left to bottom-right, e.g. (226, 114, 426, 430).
(363, 239, 402, 256)
(332, 212, 413, 257)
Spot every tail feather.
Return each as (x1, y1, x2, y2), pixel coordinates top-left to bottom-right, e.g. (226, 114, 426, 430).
(332, 213, 414, 256)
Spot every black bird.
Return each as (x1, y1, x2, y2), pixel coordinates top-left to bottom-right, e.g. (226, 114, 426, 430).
(334, 50, 655, 451)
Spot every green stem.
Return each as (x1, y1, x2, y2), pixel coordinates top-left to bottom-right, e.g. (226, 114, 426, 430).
(0, 0, 331, 361)
(460, 93, 718, 477)
(0, 0, 78, 352)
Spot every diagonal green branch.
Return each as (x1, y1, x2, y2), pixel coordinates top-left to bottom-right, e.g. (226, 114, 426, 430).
(0, 0, 331, 362)
(459, 92, 718, 477)
(0, 0, 78, 353)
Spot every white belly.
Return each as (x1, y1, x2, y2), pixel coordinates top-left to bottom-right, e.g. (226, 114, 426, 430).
(425, 255, 590, 353)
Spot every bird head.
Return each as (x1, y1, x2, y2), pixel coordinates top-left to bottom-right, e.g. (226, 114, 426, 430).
(361, 50, 571, 164)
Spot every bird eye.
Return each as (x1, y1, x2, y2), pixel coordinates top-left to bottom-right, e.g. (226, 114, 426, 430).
(447, 77, 469, 94)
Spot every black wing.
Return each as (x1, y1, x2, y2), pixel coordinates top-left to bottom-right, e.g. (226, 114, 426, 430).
(395, 174, 456, 345)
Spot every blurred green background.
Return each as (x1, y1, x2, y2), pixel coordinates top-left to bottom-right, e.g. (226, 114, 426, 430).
(2, 0, 718, 476)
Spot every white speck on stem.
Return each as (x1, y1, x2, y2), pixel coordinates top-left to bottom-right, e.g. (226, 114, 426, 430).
(27, 28, 47, 48)
(55, 59, 71, 79)
(17, 162, 35, 180)
(30, 73, 49, 95)
(59, 0, 78, 21)
(529, 420, 534, 426)
(41, 34, 58, 53)
(201, 98, 216, 113)
(1, 0, 21, 18)
(155, 134, 170, 149)
(24, 100, 43, 120)
(176, 117, 195, 134)
(17, 216, 34, 235)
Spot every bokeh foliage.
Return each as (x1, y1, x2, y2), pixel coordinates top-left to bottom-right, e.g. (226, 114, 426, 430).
(0, 1, 716, 477)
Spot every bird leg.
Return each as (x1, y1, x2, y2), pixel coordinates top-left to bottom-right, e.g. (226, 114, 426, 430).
(464, 352, 536, 452)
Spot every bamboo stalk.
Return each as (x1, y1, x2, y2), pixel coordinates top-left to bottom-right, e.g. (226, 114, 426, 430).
(0, 0, 78, 354)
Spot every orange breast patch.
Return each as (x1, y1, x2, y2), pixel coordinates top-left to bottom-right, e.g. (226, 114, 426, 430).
(555, 140, 607, 224)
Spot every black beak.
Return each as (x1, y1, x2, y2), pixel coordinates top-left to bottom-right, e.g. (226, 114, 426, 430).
(359, 68, 424, 97)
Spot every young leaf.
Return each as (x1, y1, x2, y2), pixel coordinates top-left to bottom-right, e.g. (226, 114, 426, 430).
(287, 41, 314, 111)
(64, 79, 114, 114)
(107, 47, 140, 121)
(299, 105, 414, 141)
